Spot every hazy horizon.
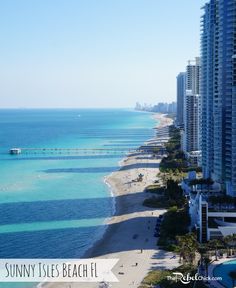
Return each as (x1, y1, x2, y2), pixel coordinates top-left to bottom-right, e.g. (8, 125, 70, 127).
(0, 106, 135, 109)
(0, 0, 207, 108)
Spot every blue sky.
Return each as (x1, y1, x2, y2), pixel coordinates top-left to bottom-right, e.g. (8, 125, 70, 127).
(0, 0, 207, 108)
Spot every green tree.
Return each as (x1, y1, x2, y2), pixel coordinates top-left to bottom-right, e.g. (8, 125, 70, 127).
(223, 234, 236, 257)
(207, 239, 223, 261)
(224, 234, 234, 257)
(176, 233, 199, 265)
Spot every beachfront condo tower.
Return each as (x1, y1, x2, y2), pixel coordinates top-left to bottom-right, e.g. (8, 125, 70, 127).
(201, 0, 236, 196)
(182, 58, 201, 166)
(176, 72, 186, 128)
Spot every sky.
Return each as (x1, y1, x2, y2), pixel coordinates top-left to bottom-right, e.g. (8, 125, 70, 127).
(0, 0, 207, 108)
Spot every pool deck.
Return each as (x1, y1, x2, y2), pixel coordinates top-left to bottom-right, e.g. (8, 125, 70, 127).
(208, 256, 236, 288)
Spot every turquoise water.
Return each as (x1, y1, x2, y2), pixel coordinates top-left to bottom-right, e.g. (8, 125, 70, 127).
(0, 109, 156, 260)
(213, 259, 236, 288)
(0, 109, 156, 287)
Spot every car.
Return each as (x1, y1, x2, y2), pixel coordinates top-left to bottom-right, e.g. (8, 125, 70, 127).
(154, 233, 160, 237)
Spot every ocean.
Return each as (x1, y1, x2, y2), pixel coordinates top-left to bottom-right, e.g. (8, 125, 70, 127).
(0, 109, 155, 287)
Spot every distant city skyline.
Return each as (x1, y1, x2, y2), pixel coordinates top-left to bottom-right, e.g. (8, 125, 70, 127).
(0, 0, 206, 108)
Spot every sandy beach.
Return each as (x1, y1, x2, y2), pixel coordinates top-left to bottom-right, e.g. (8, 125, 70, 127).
(45, 113, 179, 288)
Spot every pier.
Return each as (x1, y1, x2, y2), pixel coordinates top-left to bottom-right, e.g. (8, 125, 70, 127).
(9, 147, 137, 155)
(9, 145, 166, 155)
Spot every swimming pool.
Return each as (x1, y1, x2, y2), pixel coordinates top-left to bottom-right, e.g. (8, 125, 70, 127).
(214, 259, 236, 288)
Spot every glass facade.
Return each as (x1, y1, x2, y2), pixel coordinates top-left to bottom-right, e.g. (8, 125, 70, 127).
(201, 0, 236, 196)
(176, 72, 186, 127)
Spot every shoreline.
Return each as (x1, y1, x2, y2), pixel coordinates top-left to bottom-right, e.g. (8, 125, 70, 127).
(84, 113, 172, 258)
(82, 112, 161, 258)
(45, 113, 179, 288)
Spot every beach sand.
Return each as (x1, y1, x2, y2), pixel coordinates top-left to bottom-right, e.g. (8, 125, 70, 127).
(44, 113, 179, 288)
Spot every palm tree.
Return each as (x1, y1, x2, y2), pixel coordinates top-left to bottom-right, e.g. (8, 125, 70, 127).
(197, 243, 212, 278)
(208, 239, 222, 261)
(176, 233, 198, 265)
(229, 270, 236, 288)
(224, 234, 234, 257)
(176, 235, 187, 264)
(224, 234, 236, 257)
(231, 234, 236, 254)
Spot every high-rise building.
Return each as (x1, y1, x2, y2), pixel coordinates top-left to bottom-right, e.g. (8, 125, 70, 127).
(176, 72, 186, 127)
(201, 0, 236, 196)
(184, 90, 200, 152)
(186, 58, 200, 95)
(168, 101, 177, 114)
(183, 57, 201, 154)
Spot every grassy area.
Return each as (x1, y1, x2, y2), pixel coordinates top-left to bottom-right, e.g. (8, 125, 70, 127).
(139, 269, 171, 288)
